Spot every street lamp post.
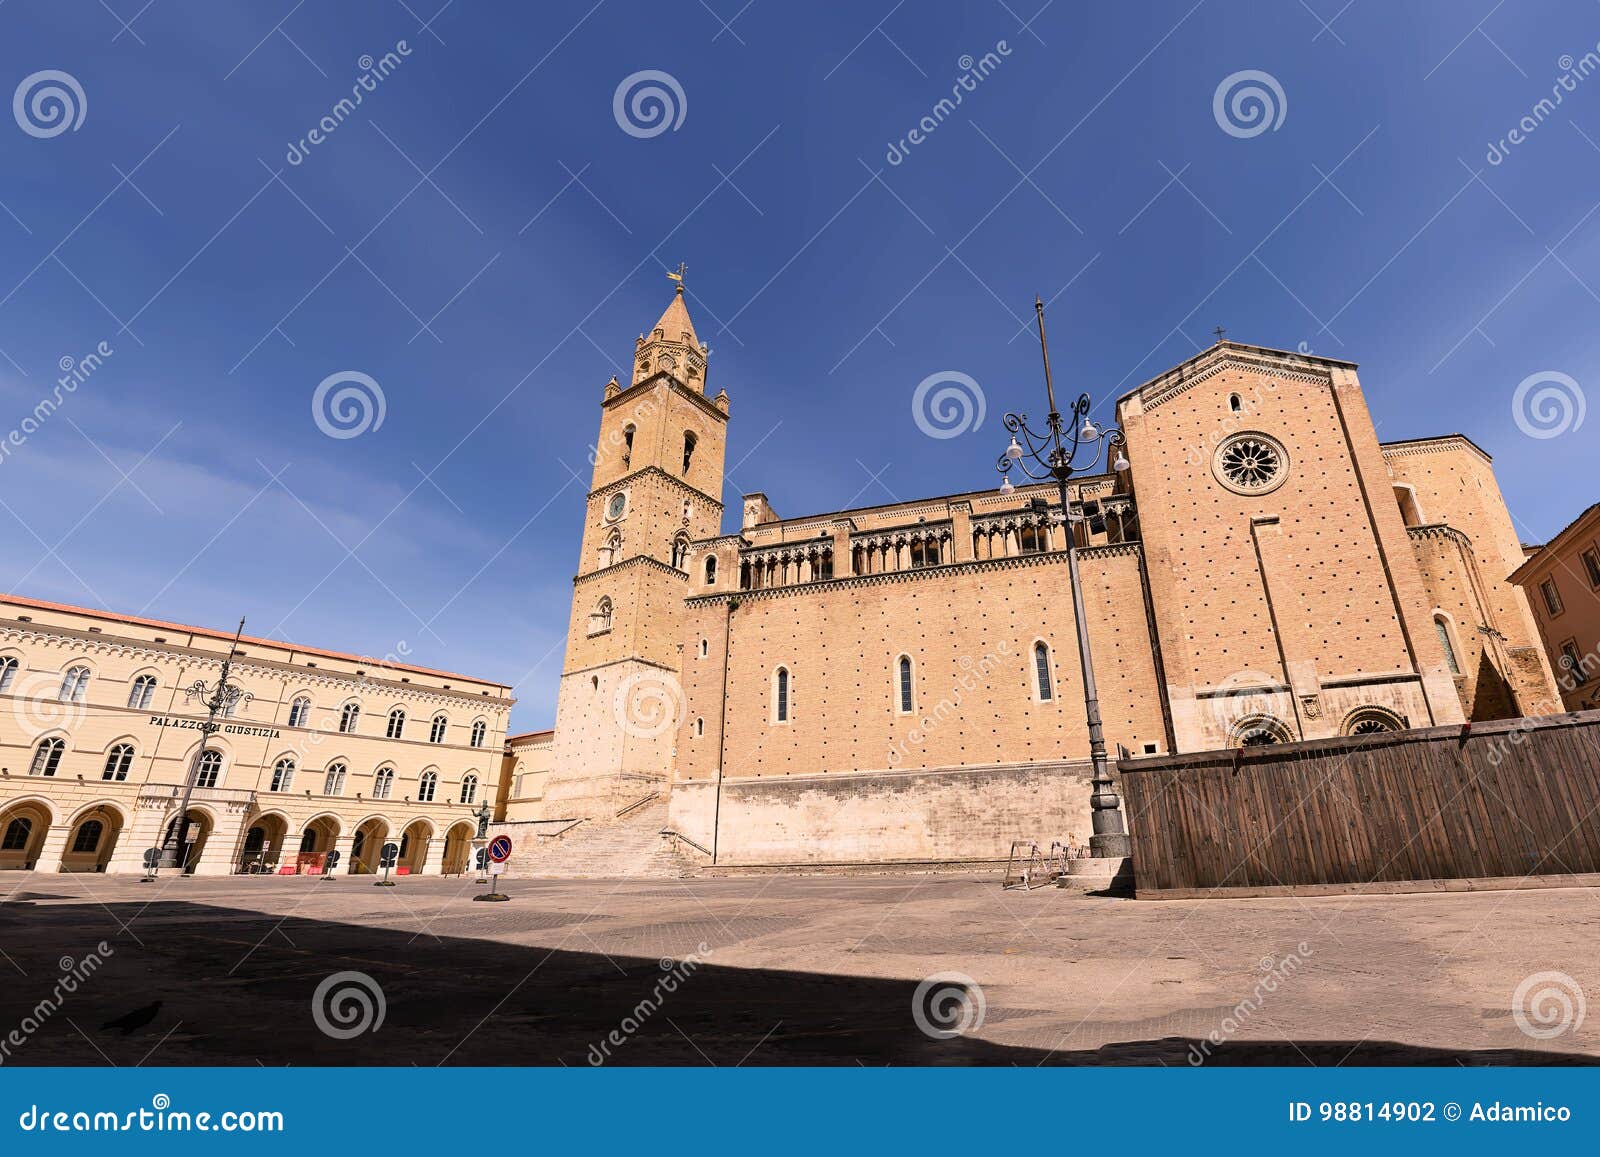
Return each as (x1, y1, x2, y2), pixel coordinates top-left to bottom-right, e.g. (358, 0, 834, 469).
(996, 299, 1132, 860)
(162, 617, 252, 872)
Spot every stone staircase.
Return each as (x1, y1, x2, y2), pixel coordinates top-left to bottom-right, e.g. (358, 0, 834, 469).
(515, 796, 697, 879)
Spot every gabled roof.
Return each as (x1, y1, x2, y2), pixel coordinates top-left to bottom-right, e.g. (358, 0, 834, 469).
(1117, 340, 1357, 409)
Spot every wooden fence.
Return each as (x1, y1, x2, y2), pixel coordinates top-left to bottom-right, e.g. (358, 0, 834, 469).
(1118, 711, 1600, 898)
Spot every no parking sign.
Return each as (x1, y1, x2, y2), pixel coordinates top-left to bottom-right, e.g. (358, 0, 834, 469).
(488, 835, 513, 863)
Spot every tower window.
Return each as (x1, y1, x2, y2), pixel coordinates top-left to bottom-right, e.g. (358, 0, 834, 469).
(774, 667, 790, 723)
(1034, 641, 1054, 701)
(1434, 615, 1461, 676)
(1228, 393, 1242, 413)
(897, 656, 914, 714)
(671, 532, 691, 570)
(622, 424, 635, 467)
(705, 555, 717, 585)
(590, 597, 614, 635)
(682, 431, 697, 475)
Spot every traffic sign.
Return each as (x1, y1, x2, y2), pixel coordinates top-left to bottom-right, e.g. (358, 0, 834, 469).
(474, 848, 488, 870)
(142, 847, 162, 869)
(488, 835, 513, 863)
(324, 849, 341, 869)
(379, 842, 399, 867)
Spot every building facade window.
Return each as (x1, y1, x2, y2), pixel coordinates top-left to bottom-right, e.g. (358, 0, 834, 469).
(704, 556, 717, 585)
(418, 770, 438, 802)
(430, 714, 448, 743)
(270, 757, 296, 792)
(2, 818, 31, 850)
(1343, 707, 1404, 736)
(1232, 715, 1292, 748)
(682, 431, 697, 474)
(59, 665, 90, 702)
(1213, 431, 1289, 495)
(590, 597, 614, 635)
(386, 708, 405, 739)
(128, 674, 158, 709)
(774, 667, 790, 723)
(323, 762, 347, 796)
(373, 767, 395, 799)
(621, 424, 635, 467)
(29, 736, 65, 777)
(339, 702, 360, 733)
(287, 696, 311, 728)
(1560, 640, 1590, 685)
(1034, 641, 1054, 701)
(1583, 546, 1600, 589)
(470, 720, 486, 748)
(102, 743, 134, 781)
(72, 820, 103, 854)
(195, 749, 223, 788)
(1540, 577, 1564, 616)
(0, 655, 16, 693)
(459, 774, 478, 805)
(897, 656, 914, 714)
(1434, 616, 1461, 675)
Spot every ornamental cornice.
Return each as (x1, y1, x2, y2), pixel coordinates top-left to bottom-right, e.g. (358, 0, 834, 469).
(1078, 542, 1143, 560)
(0, 625, 513, 712)
(1380, 435, 1493, 465)
(1135, 348, 1334, 413)
(589, 465, 723, 511)
(1406, 522, 1475, 550)
(604, 372, 728, 425)
(688, 543, 1142, 606)
(572, 554, 689, 586)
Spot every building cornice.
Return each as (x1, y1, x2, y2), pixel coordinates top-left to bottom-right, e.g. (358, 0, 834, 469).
(687, 542, 1142, 605)
(1380, 434, 1493, 465)
(1123, 343, 1338, 413)
(1406, 523, 1475, 551)
(589, 465, 723, 511)
(572, 554, 688, 587)
(603, 372, 729, 425)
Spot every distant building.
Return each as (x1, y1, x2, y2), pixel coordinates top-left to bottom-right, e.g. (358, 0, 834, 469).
(1510, 503, 1600, 712)
(498, 287, 1559, 868)
(0, 595, 512, 875)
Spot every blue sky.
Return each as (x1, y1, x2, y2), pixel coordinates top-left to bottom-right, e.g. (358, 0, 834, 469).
(0, 1, 1595, 728)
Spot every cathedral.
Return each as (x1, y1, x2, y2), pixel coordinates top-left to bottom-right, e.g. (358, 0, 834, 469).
(496, 284, 1561, 869)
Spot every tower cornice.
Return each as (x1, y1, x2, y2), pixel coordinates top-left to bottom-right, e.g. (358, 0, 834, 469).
(588, 465, 724, 510)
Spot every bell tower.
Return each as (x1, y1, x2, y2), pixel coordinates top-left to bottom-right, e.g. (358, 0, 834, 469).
(538, 272, 730, 820)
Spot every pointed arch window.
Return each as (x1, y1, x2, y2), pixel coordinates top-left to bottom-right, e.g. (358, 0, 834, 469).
(897, 656, 915, 714)
(671, 532, 691, 570)
(430, 714, 448, 743)
(323, 762, 347, 796)
(102, 743, 134, 782)
(373, 767, 395, 799)
(270, 757, 296, 792)
(459, 774, 479, 805)
(774, 667, 791, 724)
(0, 655, 16, 693)
(1034, 641, 1054, 702)
(1434, 615, 1461, 676)
(287, 696, 311, 728)
(418, 769, 438, 802)
(682, 431, 698, 475)
(194, 749, 223, 788)
(338, 702, 360, 733)
(590, 598, 614, 635)
(29, 736, 65, 777)
(128, 674, 158, 709)
(704, 556, 717, 585)
(470, 720, 487, 748)
(59, 666, 90, 702)
(600, 527, 623, 568)
(622, 423, 635, 467)
(386, 707, 406, 739)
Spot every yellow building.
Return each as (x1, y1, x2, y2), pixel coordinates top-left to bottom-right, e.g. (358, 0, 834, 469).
(498, 287, 1560, 870)
(0, 594, 513, 875)
(1511, 502, 1600, 712)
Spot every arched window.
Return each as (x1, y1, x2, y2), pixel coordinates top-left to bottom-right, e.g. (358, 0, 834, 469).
(704, 556, 717, 585)
(270, 757, 296, 792)
(774, 667, 790, 723)
(373, 767, 395, 799)
(622, 423, 635, 467)
(459, 774, 478, 805)
(695, 717, 704, 738)
(195, 749, 223, 788)
(699, 638, 709, 658)
(72, 820, 103, 853)
(590, 597, 614, 635)
(1019, 524, 1045, 554)
(430, 714, 448, 743)
(600, 527, 622, 568)
(1033, 642, 1054, 701)
(323, 762, 347, 796)
(1229, 393, 1243, 413)
(671, 532, 691, 570)
(1343, 707, 1405, 736)
(897, 656, 914, 714)
(29, 736, 65, 777)
(221, 688, 244, 718)
(1434, 615, 1461, 676)
(470, 720, 487, 748)
(102, 743, 134, 781)
(287, 696, 311, 728)
(418, 769, 438, 802)
(127, 674, 158, 709)
(2, 818, 32, 850)
(0, 655, 17, 693)
(386, 707, 405, 739)
(339, 702, 360, 733)
(59, 666, 90, 702)
(682, 431, 697, 475)
(1232, 716, 1292, 748)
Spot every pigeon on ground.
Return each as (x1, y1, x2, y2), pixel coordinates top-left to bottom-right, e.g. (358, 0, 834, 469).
(99, 1000, 162, 1035)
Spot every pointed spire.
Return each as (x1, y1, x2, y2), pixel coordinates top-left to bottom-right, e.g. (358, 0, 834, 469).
(650, 284, 699, 349)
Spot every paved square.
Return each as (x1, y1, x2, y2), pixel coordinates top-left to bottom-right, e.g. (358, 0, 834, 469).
(1, 873, 1595, 1065)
